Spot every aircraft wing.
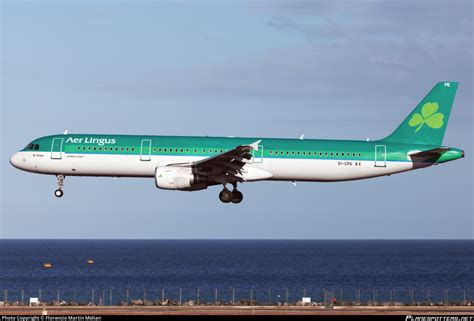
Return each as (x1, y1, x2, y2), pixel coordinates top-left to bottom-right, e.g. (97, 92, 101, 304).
(192, 140, 261, 178)
(158, 139, 271, 183)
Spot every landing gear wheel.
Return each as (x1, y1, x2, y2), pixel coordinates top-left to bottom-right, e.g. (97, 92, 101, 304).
(219, 188, 233, 203)
(55, 175, 65, 198)
(54, 189, 64, 198)
(231, 190, 243, 204)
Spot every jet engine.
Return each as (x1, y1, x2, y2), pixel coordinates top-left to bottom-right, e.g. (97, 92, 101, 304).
(155, 166, 207, 191)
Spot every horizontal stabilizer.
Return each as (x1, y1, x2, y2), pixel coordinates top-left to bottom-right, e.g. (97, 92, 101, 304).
(408, 148, 450, 161)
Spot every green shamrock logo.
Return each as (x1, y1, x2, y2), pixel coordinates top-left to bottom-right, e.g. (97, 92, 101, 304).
(408, 102, 444, 133)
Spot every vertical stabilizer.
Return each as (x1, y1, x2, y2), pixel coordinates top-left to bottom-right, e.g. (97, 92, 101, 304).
(382, 82, 458, 145)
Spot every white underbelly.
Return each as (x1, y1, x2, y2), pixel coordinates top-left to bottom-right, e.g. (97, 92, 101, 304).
(257, 158, 413, 181)
(24, 153, 198, 177)
(23, 152, 413, 181)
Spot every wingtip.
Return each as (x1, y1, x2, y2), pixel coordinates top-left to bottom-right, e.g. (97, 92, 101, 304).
(249, 140, 262, 151)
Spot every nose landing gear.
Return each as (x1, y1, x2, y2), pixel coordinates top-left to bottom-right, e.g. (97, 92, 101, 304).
(54, 175, 65, 198)
(219, 183, 243, 204)
(54, 189, 64, 198)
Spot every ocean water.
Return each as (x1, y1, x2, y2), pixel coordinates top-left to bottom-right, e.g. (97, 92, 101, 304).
(0, 240, 472, 304)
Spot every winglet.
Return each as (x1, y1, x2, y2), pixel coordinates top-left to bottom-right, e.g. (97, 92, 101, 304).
(249, 140, 261, 151)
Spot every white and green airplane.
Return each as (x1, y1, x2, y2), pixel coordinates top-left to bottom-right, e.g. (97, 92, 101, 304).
(10, 82, 464, 203)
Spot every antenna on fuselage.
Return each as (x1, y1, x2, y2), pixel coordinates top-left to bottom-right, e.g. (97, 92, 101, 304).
(64, 130, 68, 135)
(299, 134, 304, 140)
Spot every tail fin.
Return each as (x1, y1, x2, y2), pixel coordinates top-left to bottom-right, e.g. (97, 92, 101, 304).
(382, 82, 458, 146)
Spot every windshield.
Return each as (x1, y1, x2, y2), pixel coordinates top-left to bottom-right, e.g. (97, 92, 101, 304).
(25, 143, 40, 151)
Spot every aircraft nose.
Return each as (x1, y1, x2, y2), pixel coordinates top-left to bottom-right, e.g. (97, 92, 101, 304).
(9, 152, 23, 169)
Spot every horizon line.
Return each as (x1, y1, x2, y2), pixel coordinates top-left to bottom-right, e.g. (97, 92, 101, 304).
(0, 238, 472, 241)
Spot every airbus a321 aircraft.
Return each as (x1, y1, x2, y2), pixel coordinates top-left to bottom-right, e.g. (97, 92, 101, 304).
(10, 82, 464, 203)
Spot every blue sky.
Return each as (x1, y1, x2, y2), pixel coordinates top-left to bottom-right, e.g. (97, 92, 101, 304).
(1, 0, 472, 239)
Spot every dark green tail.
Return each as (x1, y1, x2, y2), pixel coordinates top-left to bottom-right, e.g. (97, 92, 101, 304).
(382, 82, 458, 146)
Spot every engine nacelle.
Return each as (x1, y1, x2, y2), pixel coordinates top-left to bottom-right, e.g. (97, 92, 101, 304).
(155, 166, 207, 191)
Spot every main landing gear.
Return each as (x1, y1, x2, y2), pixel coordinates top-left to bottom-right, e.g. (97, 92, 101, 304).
(219, 183, 243, 204)
(54, 175, 65, 198)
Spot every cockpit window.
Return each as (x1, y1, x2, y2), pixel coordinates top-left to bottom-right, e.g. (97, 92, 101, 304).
(25, 143, 40, 151)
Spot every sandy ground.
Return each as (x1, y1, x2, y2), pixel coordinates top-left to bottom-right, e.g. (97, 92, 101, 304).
(1, 306, 474, 315)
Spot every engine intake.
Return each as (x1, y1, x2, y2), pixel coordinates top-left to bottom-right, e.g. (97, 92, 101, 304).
(155, 166, 207, 191)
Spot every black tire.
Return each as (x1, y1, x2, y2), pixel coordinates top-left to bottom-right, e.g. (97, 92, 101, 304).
(219, 189, 232, 203)
(231, 190, 243, 204)
(54, 189, 64, 198)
